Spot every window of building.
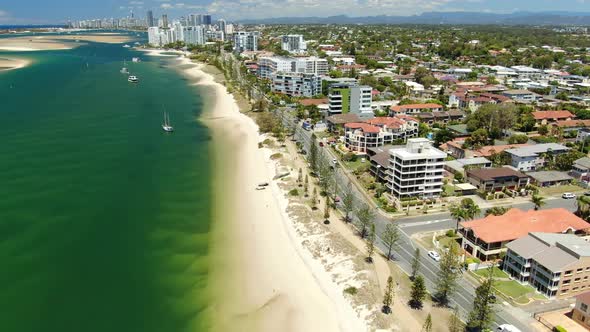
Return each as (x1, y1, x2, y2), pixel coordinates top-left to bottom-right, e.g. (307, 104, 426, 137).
(562, 289, 569, 293)
(576, 278, 582, 283)
(578, 268, 584, 273)
(563, 280, 571, 285)
(574, 287, 580, 291)
(566, 270, 574, 276)
(582, 303, 588, 312)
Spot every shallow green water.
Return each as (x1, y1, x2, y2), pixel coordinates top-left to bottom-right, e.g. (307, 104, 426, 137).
(0, 36, 213, 332)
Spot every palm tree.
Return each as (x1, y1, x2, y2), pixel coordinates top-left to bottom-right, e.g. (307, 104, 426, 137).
(531, 195, 546, 211)
(464, 203, 481, 220)
(449, 204, 467, 232)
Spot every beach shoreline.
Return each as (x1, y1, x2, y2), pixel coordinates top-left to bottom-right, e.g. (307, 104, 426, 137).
(0, 57, 31, 71)
(0, 34, 135, 51)
(164, 53, 367, 332)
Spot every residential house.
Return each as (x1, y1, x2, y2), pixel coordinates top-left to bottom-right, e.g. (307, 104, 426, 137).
(573, 292, 590, 327)
(466, 167, 529, 192)
(365, 115, 419, 141)
(504, 232, 590, 299)
(571, 157, 590, 182)
(389, 103, 444, 116)
(344, 123, 387, 154)
(415, 110, 465, 125)
(532, 110, 576, 127)
(386, 138, 446, 199)
(502, 89, 538, 103)
(444, 157, 492, 176)
(325, 113, 362, 132)
(527, 171, 573, 187)
(458, 208, 590, 261)
(505, 143, 570, 171)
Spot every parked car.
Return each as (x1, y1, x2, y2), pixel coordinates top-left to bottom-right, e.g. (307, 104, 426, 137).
(319, 142, 324, 147)
(562, 192, 576, 199)
(255, 186, 266, 191)
(427, 251, 441, 262)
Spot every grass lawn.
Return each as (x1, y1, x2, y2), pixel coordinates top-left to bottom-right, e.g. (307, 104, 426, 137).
(539, 184, 585, 196)
(474, 266, 509, 279)
(343, 158, 370, 172)
(443, 184, 455, 196)
(437, 235, 459, 249)
(494, 280, 536, 299)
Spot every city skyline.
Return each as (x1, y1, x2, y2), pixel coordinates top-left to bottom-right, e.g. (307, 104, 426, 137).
(3, 0, 590, 25)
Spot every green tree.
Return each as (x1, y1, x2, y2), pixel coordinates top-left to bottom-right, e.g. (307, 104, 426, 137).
(342, 183, 355, 222)
(448, 306, 464, 332)
(297, 168, 303, 187)
(311, 187, 318, 210)
(309, 136, 319, 173)
(465, 128, 489, 148)
(356, 203, 376, 238)
(467, 267, 496, 331)
(435, 241, 462, 306)
(366, 223, 376, 263)
(304, 174, 309, 197)
(323, 197, 330, 221)
(508, 134, 529, 144)
(465, 104, 517, 139)
(411, 248, 421, 280)
(485, 206, 509, 216)
(555, 150, 585, 171)
(382, 223, 400, 260)
(461, 198, 481, 220)
(422, 314, 433, 332)
(531, 194, 545, 211)
(382, 276, 395, 314)
(409, 275, 427, 309)
(538, 125, 549, 135)
(449, 203, 467, 232)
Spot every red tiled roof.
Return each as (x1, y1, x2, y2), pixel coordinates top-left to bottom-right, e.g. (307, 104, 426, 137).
(532, 110, 575, 120)
(390, 103, 444, 112)
(344, 122, 381, 133)
(554, 120, 590, 128)
(474, 144, 530, 157)
(299, 98, 328, 106)
(460, 208, 590, 243)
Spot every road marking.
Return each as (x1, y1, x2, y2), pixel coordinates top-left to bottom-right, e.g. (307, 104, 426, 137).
(398, 218, 452, 228)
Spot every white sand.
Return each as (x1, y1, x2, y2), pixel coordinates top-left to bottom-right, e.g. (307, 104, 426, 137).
(0, 57, 31, 70)
(173, 55, 367, 332)
(137, 48, 188, 57)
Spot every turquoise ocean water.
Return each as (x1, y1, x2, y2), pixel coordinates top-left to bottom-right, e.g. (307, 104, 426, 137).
(0, 32, 214, 331)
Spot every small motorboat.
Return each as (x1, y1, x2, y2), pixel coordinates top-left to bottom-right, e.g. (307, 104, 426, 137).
(128, 75, 138, 83)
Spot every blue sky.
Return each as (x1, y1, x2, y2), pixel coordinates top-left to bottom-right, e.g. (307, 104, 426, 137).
(1, 0, 590, 24)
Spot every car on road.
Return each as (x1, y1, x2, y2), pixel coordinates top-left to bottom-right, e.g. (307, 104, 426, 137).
(319, 142, 324, 147)
(332, 158, 338, 164)
(427, 251, 441, 262)
(255, 186, 266, 190)
(562, 192, 576, 199)
(497, 324, 521, 332)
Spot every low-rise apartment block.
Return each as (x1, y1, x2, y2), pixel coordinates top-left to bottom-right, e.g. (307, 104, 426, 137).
(572, 291, 590, 328)
(505, 143, 570, 171)
(386, 138, 446, 199)
(258, 56, 328, 79)
(459, 208, 589, 261)
(389, 103, 444, 115)
(466, 167, 529, 192)
(532, 110, 576, 127)
(343, 116, 419, 154)
(328, 83, 373, 118)
(271, 73, 321, 97)
(504, 232, 590, 299)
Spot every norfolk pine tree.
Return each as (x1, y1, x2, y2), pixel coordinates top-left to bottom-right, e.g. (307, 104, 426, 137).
(410, 275, 427, 309)
(448, 306, 464, 332)
(365, 223, 376, 263)
(311, 187, 318, 210)
(467, 267, 496, 331)
(435, 241, 462, 305)
(297, 168, 303, 187)
(382, 223, 400, 260)
(342, 183, 355, 222)
(309, 136, 319, 173)
(355, 203, 375, 238)
(304, 174, 309, 197)
(422, 314, 432, 332)
(382, 276, 395, 314)
(324, 198, 330, 220)
(411, 247, 421, 280)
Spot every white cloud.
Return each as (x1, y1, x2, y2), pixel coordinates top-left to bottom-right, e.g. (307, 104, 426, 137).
(161, 3, 173, 8)
(129, 1, 144, 4)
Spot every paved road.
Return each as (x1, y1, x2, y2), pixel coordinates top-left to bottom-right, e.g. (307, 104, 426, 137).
(285, 114, 546, 331)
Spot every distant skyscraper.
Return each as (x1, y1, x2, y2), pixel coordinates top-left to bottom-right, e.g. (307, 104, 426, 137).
(147, 10, 155, 27)
(189, 14, 197, 26)
(203, 15, 212, 25)
(217, 19, 226, 34)
(233, 31, 260, 53)
(162, 14, 168, 28)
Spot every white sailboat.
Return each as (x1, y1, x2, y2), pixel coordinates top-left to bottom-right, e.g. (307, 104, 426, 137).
(162, 112, 174, 132)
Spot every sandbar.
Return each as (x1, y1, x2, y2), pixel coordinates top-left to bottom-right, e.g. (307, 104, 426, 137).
(0, 57, 31, 71)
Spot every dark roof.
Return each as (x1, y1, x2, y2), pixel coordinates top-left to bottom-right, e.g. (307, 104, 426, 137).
(370, 151, 390, 168)
(467, 167, 528, 181)
(326, 113, 361, 125)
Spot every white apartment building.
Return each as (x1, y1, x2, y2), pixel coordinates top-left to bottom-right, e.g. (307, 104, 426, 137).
(233, 31, 260, 53)
(505, 143, 570, 171)
(271, 73, 321, 97)
(328, 83, 373, 118)
(148, 25, 206, 46)
(386, 138, 446, 199)
(257, 56, 328, 79)
(184, 26, 206, 45)
(281, 34, 307, 54)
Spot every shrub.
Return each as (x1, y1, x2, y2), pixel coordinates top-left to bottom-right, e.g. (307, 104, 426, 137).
(342, 152, 357, 162)
(270, 153, 282, 160)
(446, 230, 456, 237)
(263, 138, 273, 146)
(288, 189, 299, 196)
(258, 142, 263, 148)
(343, 286, 358, 295)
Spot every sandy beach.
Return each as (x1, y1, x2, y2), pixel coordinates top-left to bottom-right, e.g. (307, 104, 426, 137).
(0, 57, 31, 71)
(0, 34, 134, 51)
(165, 54, 366, 332)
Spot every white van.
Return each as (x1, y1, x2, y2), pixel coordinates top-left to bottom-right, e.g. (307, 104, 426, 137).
(497, 324, 522, 332)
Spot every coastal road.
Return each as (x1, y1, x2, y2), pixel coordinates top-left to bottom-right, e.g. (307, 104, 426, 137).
(285, 114, 544, 331)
